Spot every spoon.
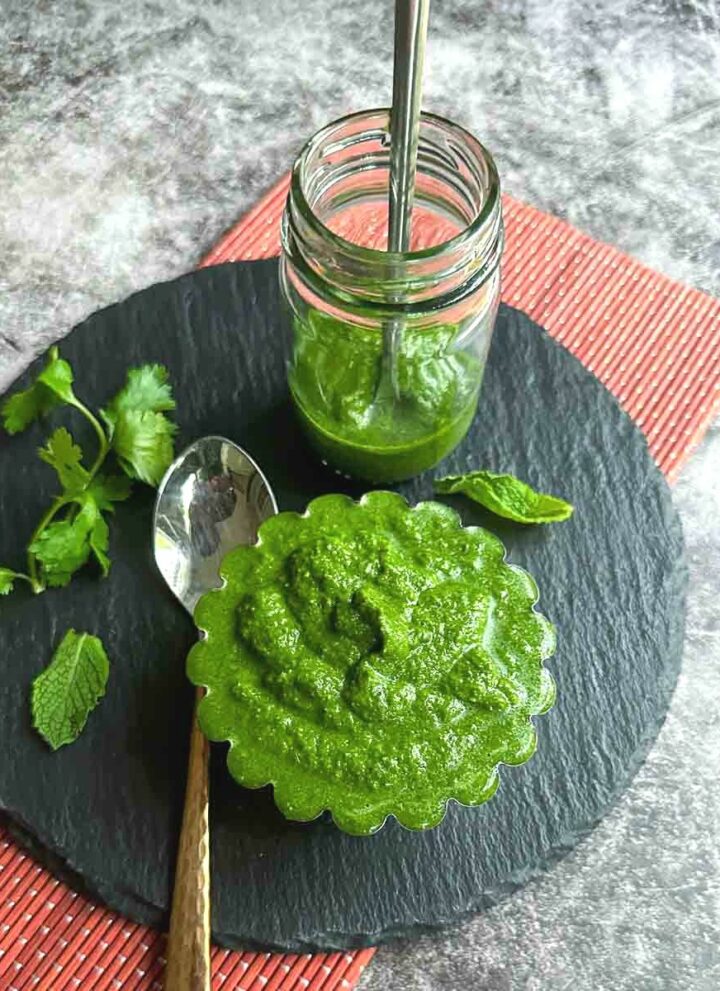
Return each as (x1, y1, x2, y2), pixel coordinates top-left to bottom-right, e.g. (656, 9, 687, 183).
(153, 436, 278, 990)
(388, 0, 430, 252)
(377, 0, 431, 404)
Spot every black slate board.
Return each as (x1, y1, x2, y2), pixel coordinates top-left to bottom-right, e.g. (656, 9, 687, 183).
(0, 261, 685, 951)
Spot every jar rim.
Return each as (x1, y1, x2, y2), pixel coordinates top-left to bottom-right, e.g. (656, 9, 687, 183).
(289, 107, 501, 264)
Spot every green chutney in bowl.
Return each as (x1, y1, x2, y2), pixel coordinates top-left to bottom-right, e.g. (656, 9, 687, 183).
(188, 491, 556, 836)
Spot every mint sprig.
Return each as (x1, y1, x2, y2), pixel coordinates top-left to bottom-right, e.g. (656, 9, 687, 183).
(434, 470, 574, 524)
(1, 351, 176, 593)
(31, 629, 110, 750)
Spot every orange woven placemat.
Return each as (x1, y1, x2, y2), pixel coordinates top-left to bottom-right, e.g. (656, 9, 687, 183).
(1, 177, 718, 991)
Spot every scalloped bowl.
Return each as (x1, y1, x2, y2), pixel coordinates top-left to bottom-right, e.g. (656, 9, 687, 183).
(187, 491, 556, 836)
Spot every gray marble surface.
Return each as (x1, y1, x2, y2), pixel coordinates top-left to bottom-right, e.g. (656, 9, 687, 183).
(1, 2, 718, 989)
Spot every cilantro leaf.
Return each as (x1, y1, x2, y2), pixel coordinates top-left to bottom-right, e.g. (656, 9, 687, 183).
(108, 409, 176, 486)
(434, 470, 574, 524)
(2, 385, 57, 435)
(87, 473, 133, 512)
(0, 569, 34, 594)
(0, 568, 17, 595)
(1, 347, 76, 435)
(31, 629, 110, 750)
(36, 347, 76, 404)
(29, 521, 91, 587)
(101, 365, 176, 486)
(104, 364, 175, 420)
(2, 351, 176, 597)
(89, 513, 110, 577)
(39, 427, 89, 495)
(29, 498, 100, 587)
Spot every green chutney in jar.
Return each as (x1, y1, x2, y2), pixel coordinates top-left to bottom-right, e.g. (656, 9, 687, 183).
(281, 109, 504, 482)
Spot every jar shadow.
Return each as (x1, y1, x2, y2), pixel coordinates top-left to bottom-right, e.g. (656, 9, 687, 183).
(242, 398, 366, 511)
(209, 743, 339, 842)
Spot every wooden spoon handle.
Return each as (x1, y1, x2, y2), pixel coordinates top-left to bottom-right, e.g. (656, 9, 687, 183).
(164, 687, 211, 991)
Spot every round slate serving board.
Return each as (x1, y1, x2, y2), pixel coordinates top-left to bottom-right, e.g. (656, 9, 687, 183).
(0, 261, 685, 951)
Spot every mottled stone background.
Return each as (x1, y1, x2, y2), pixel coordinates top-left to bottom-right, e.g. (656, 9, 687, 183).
(1, 2, 719, 989)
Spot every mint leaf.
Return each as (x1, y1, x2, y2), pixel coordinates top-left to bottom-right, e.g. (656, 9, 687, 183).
(434, 470, 574, 524)
(29, 498, 99, 587)
(104, 364, 175, 420)
(87, 473, 133, 512)
(108, 409, 176, 486)
(0, 568, 17, 595)
(39, 427, 88, 495)
(31, 629, 110, 750)
(1, 347, 75, 435)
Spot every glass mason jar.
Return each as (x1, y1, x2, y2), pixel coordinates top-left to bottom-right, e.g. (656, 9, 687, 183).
(280, 109, 504, 483)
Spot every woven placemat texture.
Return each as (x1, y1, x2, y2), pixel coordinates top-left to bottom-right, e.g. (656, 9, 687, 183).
(1, 175, 718, 990)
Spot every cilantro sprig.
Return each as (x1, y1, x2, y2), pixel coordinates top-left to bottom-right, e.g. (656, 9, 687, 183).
(1, 348, 176, 593)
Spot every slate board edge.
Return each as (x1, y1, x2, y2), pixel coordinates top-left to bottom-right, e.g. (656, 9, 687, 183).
(0, 261, 688, 951)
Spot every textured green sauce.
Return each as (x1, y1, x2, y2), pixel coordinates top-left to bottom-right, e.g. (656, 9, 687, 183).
(189, 492, 556, 836)
(289, 311, 483, 482)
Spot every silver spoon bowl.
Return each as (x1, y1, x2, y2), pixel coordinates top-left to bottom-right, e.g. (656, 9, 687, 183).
(154, 435, 278, 614)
